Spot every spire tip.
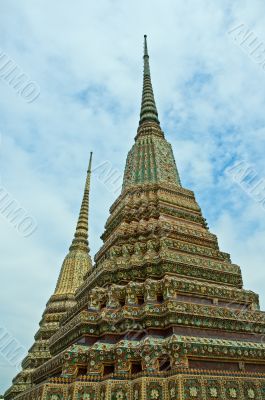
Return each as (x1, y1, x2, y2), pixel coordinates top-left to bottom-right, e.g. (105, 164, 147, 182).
(139, 36, 160, 126)
(88, 152, 93, 173)
(143, 35, 149, 58)
(70, 151, 93, 252)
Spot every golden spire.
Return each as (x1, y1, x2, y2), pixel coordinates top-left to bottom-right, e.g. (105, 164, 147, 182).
(54, 152, 93, 295)
(70, 152, 92, 252)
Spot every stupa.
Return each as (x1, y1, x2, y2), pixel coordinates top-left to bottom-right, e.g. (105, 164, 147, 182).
(5, 36, 265, 400)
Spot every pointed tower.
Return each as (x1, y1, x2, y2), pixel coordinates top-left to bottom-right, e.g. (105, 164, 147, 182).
(7, 38, 265, 400)
(54, 152, 93, 296)
(123, 35, 181, 190)
(139, 35, 160, 126)
(4, 153, 93, 400)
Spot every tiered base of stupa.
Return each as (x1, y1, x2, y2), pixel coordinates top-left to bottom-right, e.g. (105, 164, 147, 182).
(13, 369, 265, 399)
(9, 181, 265, 400)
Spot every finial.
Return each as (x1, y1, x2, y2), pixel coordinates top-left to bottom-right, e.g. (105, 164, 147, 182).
(144, 35, 148, 57)
(69, 152, 93, 252)
(88, 151, 93, 173)
(139, 35, 160, 126)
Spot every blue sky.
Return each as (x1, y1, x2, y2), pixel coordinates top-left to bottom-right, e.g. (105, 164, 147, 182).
(1, 0, 265, 394)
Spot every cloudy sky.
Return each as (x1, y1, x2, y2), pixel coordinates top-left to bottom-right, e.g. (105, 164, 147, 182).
(1, 0, 265, 393)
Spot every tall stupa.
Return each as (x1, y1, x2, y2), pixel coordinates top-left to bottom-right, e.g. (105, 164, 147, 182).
(5, 36, 265, 400)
